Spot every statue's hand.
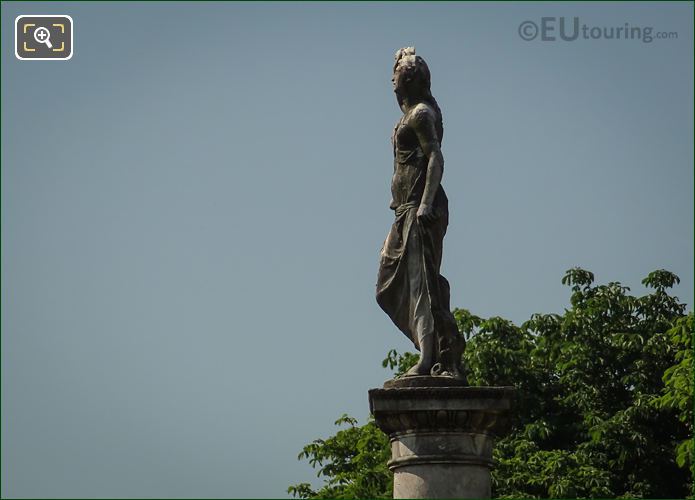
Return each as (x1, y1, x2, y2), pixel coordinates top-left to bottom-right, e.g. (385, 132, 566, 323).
(416, 203, 436, 223)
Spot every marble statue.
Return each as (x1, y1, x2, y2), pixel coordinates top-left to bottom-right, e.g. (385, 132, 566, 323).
(376, 47, 466, 381)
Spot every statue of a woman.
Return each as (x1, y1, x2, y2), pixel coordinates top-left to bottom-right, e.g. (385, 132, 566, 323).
(376, 47, 466, 380)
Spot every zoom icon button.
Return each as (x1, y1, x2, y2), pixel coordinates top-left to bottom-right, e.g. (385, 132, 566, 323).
(16, 15, 73, 60)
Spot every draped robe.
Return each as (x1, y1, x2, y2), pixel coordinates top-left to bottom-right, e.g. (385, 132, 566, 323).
(376, 107, 464, 375)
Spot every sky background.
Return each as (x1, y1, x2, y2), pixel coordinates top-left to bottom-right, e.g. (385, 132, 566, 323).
(1, 1, 693, 498)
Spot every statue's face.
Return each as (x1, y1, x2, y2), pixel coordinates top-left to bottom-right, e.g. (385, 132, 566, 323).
(392, 68, 409, 106)
(392, 68, 405, 91)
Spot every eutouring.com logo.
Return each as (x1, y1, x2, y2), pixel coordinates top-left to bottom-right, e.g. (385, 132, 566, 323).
(518, 17, 678, 43)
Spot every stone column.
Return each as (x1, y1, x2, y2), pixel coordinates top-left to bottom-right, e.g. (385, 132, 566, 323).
(369, 377, 515, 499)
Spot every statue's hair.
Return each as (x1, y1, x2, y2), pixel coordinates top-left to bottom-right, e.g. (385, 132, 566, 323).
(393, 47, 444, 143)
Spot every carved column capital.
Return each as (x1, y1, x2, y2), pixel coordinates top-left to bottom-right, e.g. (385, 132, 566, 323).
(369, 379, 515, 498)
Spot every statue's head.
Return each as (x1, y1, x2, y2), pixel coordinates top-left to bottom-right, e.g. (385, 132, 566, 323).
(392, 47, 432, 106)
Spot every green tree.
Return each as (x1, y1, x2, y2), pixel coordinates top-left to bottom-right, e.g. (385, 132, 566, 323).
(287, 415, 392, 499)
(289, 269, 693, 499)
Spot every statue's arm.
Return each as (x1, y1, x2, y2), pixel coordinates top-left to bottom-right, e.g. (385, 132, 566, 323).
(412, 105, 443, 222)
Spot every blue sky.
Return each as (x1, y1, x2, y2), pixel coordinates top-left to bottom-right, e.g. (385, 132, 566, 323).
(2, 2, 693, 498)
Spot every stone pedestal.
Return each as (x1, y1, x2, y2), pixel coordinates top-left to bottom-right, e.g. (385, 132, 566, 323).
(369, 377, 515, 499)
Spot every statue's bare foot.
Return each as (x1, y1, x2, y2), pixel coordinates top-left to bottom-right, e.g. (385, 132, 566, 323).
(404, 362, 432, 377)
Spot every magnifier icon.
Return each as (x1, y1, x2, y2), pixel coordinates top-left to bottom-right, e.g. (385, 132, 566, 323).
(33, 26, 53, 49)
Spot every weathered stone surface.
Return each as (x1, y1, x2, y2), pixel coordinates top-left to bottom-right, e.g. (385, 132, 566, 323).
(376, 47, 466, 380)
(369, 382, 514, 498)
(383, 375, 468, 389)
(394, 464, 491, 499)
